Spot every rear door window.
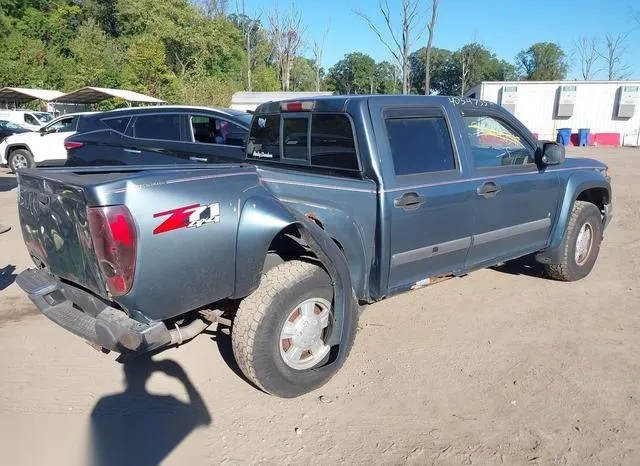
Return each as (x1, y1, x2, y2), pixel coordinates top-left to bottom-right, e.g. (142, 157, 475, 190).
(248, 112, 360, 172)
(310, 114, 359, 170)
(248, 114, 281, 160)
(282, 117, 309, 160)
(385, 117, 456, 176)
(133, 114, 181, 141)
(190, 115, 247, 146)
(103, 117, 131, 133)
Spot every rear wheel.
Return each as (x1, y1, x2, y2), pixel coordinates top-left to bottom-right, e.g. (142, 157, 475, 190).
(8, 149, 34, 173)
(545, 201, 603, 281)
(232, 260, 358, 398)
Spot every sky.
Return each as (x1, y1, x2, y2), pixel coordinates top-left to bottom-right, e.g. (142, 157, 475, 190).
(245, 0, 640, 80)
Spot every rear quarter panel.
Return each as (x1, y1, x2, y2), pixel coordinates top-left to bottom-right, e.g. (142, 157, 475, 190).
(92, 168, 261, 321)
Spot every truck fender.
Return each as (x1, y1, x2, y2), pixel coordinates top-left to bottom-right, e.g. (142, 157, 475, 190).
(233, 195, 358, 368)
(536, 171, 610, 263)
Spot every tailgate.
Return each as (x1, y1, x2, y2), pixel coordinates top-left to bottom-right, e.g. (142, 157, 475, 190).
(17, 172, 107, 298)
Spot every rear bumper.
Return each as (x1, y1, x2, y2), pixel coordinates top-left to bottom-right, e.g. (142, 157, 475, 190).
(17, 268, 172, 353)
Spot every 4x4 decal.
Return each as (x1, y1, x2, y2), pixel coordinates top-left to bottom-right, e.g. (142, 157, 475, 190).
(153, 203, 220, 235)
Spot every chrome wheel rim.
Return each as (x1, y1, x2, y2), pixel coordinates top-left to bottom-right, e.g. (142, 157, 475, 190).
(11, 153, 28, 170)
(279, 298, 331, 370)
(575, 222, 593, 266)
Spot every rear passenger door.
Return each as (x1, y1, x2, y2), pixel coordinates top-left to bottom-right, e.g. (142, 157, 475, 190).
(377, 104, 477, 293)
(127, 113, 192, 165)
(185, 114, 247, 163)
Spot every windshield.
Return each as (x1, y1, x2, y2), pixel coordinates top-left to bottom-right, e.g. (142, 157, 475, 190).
(34, 112, 53, 123)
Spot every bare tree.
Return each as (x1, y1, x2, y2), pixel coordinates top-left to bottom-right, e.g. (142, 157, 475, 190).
(460, 52, 469, 95)
(312, 25, 329, 92)
(596, 33, 631, 80)
(424, 0, 439, 95)
(354, 0, 424, 94)
(574, 37, 600, 80)
(269, 3, 305, 91)
(236, 0, 261, 91)
(193, 0, 229, 17)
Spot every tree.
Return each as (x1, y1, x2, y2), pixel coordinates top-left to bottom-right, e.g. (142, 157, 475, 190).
(409, 46, 451, 94)
(574, 37, 600, 80)
(230, 1, 262, 91)
(325, 52, 376, 95)
(290, 57, 316, 91)
(312, 26, 329, 92)
(516, 42, 568, 81)
(354, 0, 423, 94)
(424, 0, 439, 95)
(268, 3, 305, 91)
(596, 33, 630, 80)
(439, 43, 511, 96)
(69, 20, 124, 88)
(375, 61, 400, 93)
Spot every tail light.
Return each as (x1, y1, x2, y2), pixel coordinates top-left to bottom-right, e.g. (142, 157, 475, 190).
(87, 205, 137, 296)
(64, 141, 84, 150)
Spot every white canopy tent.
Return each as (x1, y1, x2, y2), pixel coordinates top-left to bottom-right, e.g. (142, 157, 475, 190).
(51, 87, 165, 105)
(0, 87, 64, 108)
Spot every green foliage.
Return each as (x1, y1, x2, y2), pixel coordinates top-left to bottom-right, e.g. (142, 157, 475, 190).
(0, 1, 572, 107)
(516, 42, 568, 81)
(409, 47, 452, 94)
(326, 52, 377, 94)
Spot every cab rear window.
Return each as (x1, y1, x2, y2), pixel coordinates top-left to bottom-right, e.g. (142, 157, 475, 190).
(248, 113, 359, 172)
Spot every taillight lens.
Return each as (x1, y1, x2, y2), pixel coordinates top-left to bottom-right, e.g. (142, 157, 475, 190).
(87, 205, 137, 296)
(64, 141, 84, 150)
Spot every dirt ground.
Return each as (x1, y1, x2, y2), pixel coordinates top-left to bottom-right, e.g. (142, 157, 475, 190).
(1, 146, 639, 466)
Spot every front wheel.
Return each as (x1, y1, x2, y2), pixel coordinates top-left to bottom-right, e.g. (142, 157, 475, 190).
(231, 260, 358, 398)
(545, 200, 603, 281)
(8, 149, 34, 173)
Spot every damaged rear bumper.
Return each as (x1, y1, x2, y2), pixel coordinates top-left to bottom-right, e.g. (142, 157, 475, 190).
(17, 268, 172, 353)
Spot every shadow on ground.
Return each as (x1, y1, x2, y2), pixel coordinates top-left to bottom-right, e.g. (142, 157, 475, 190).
(0, 265, 17, 291)
(0, 176, 16, 192)
(89, 357, 211, 466)
(490, 257, 549, 279)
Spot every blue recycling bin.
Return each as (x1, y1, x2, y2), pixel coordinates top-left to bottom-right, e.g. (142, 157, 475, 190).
(578, 128, 590, 146)
(557, 128, 572, 146)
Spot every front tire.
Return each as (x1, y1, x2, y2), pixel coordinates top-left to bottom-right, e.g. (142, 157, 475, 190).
(545, 200, 603, 281)
(8, 149, 34, 173)
(232, 260, 358, 398)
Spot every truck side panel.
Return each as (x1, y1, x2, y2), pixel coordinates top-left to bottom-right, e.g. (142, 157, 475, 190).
(258, 167, 378, 301)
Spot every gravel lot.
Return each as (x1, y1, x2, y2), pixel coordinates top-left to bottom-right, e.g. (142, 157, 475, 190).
(1, 147, 639, 466)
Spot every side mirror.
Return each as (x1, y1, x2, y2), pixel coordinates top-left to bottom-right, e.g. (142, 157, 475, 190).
(540, 142, 565, 166)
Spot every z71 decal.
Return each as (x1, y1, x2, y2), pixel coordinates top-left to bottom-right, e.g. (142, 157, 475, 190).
(153, 203, 221, 235)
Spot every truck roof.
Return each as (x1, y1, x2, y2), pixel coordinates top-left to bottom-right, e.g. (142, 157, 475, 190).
(254, 94, 498, 114)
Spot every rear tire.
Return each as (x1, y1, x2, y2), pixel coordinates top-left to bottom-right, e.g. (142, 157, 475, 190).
(232, 260, 358, 398)
(8, 149, 34, 173)
(545, 201, 603, 281)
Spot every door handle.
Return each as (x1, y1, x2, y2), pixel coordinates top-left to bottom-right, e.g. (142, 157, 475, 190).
(189, 156, 208, 162)
(477, 181, 501, 198)
(123, 148, 141, 154)
(394, 192, 425, 211)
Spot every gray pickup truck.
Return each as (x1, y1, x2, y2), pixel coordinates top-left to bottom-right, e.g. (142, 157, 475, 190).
(16, 96, 612, 398)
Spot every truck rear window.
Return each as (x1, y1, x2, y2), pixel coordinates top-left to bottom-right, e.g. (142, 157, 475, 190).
(248, 113, 359, 172)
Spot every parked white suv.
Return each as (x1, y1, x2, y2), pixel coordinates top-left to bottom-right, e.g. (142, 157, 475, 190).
(0, 112, 93, 173)
(0, 110, 53, 131)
